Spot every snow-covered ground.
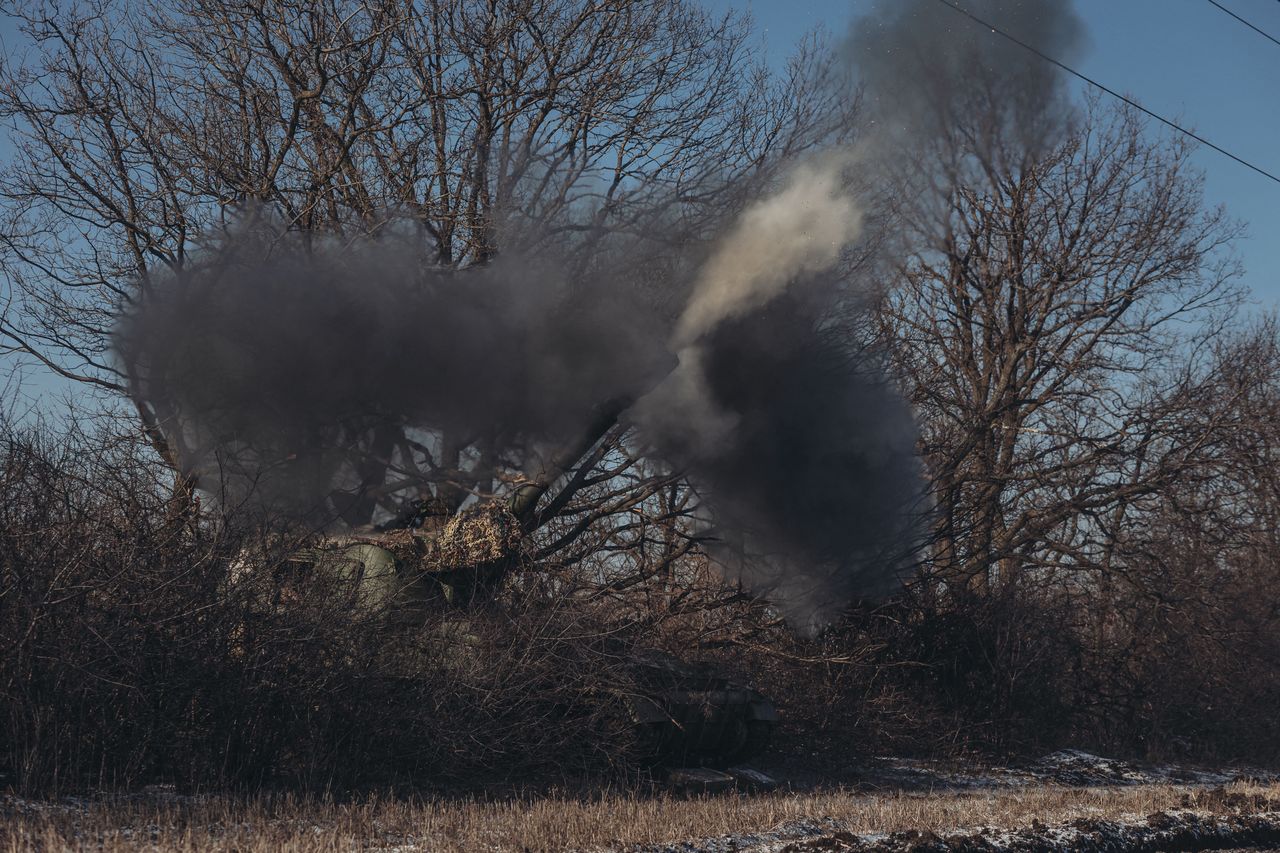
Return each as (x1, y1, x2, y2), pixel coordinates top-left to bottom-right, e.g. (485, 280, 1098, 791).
(623, 751, 1280, 852)
(818, 748, 1268, 793)
(629, 808, 1280, 852)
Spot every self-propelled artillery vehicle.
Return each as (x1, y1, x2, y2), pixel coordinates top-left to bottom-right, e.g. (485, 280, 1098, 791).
(252, 497, 777, 770)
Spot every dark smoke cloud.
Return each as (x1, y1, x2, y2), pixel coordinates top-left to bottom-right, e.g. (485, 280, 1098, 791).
(119, 218, 672, 520)
(846, 0, 1087, 161)
(640, 286, 922, 629)
(111, 0, 1090, 629)
(118, 193, 920, 629)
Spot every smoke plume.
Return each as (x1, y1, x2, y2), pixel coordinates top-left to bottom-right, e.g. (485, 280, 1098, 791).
(672, 154, 863, 349)
(846, 0, 1086, 169)
(627, 157, 918, 625)
(116, 0, 1086, 629)
(118, 220, 672, 521)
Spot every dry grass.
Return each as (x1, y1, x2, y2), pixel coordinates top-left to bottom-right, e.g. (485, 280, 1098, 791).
(4, 781, 1278, 852)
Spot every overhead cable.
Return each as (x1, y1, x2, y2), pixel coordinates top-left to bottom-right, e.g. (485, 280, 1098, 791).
(931, 0, 1280, 186)
(1205, 0, 1280, 49)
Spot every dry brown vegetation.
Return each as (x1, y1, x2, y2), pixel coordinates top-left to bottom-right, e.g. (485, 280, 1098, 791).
(5, 782, 1280, 852)
(3, 0, 1280, 816)
(0, 419, 672, 794)
(5, 401, 1280, 795)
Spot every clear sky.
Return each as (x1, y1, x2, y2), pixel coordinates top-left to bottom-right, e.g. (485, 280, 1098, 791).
(1, 0, 1278, 412)
(705, 0, 1280, 311)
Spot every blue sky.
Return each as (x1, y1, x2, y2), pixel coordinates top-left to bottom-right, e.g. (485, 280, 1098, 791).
(1, 1, 1278, 411)
(705, 0, 1280, 310)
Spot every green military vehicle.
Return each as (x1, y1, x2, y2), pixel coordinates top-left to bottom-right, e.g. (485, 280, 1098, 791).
(253, 498, 777, 770)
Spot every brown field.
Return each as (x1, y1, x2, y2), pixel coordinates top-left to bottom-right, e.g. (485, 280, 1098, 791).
(4, 781, 1279, 852)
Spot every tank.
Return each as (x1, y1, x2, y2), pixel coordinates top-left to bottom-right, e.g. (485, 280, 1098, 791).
(251, 499, 778, 769)
(287, 500, 521, 612)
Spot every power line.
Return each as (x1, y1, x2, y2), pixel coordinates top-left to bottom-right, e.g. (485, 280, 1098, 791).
(1205, 0, 1280, 48)
(931, 0, 1280, 186)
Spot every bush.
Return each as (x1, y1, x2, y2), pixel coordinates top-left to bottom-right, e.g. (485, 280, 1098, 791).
(5, 416, 1280, 795)
(0, 420, 649, 794)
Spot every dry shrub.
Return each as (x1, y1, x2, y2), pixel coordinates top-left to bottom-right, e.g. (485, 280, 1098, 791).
(0, 419, 652, 795)
(6, 412, 1280, 797)
(209, 594, 648, 791)
(7, 781, 1280, 852)
(1068, 549, 1280, 765)
(642, 565, 1280, 772)
(874, 590, 1083, 755)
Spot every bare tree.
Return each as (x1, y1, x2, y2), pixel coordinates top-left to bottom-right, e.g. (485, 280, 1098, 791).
(1063, 318, 1280, 753)
(0, 0, 853, 546)
(881, 99, 1245, 596)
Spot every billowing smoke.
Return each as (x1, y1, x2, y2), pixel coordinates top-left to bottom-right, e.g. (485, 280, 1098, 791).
(118, 221, 673, 522)
(117, 0, 1084, 629)
(636, 155, 865, 457)
(630, 157, 918, 626)
(672, 153, 863, 349)
(636, 285, 922, 628)
(845, 0, 1086, 176)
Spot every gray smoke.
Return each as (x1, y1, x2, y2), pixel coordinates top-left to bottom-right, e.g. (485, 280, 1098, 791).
(116, 0, 1086, 629)
(635, 283, 922, 630)
(629, 156, 918, 627)
(846, 0, 1086, 171)
(673, 153, 864, 349)
(119, 218, 673, 521)
(636, 154, 865, 459)
(119, 189, 919, 628)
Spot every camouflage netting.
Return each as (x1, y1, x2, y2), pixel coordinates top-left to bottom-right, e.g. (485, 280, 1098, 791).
(378, 502, 524, 574)
(439, 503, 524, 569)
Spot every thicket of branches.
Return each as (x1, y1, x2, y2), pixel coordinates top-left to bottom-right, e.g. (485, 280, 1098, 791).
(0, 0, 850, 526)
(2, 0, 1280, 794)
(0, 416, 707, 793)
